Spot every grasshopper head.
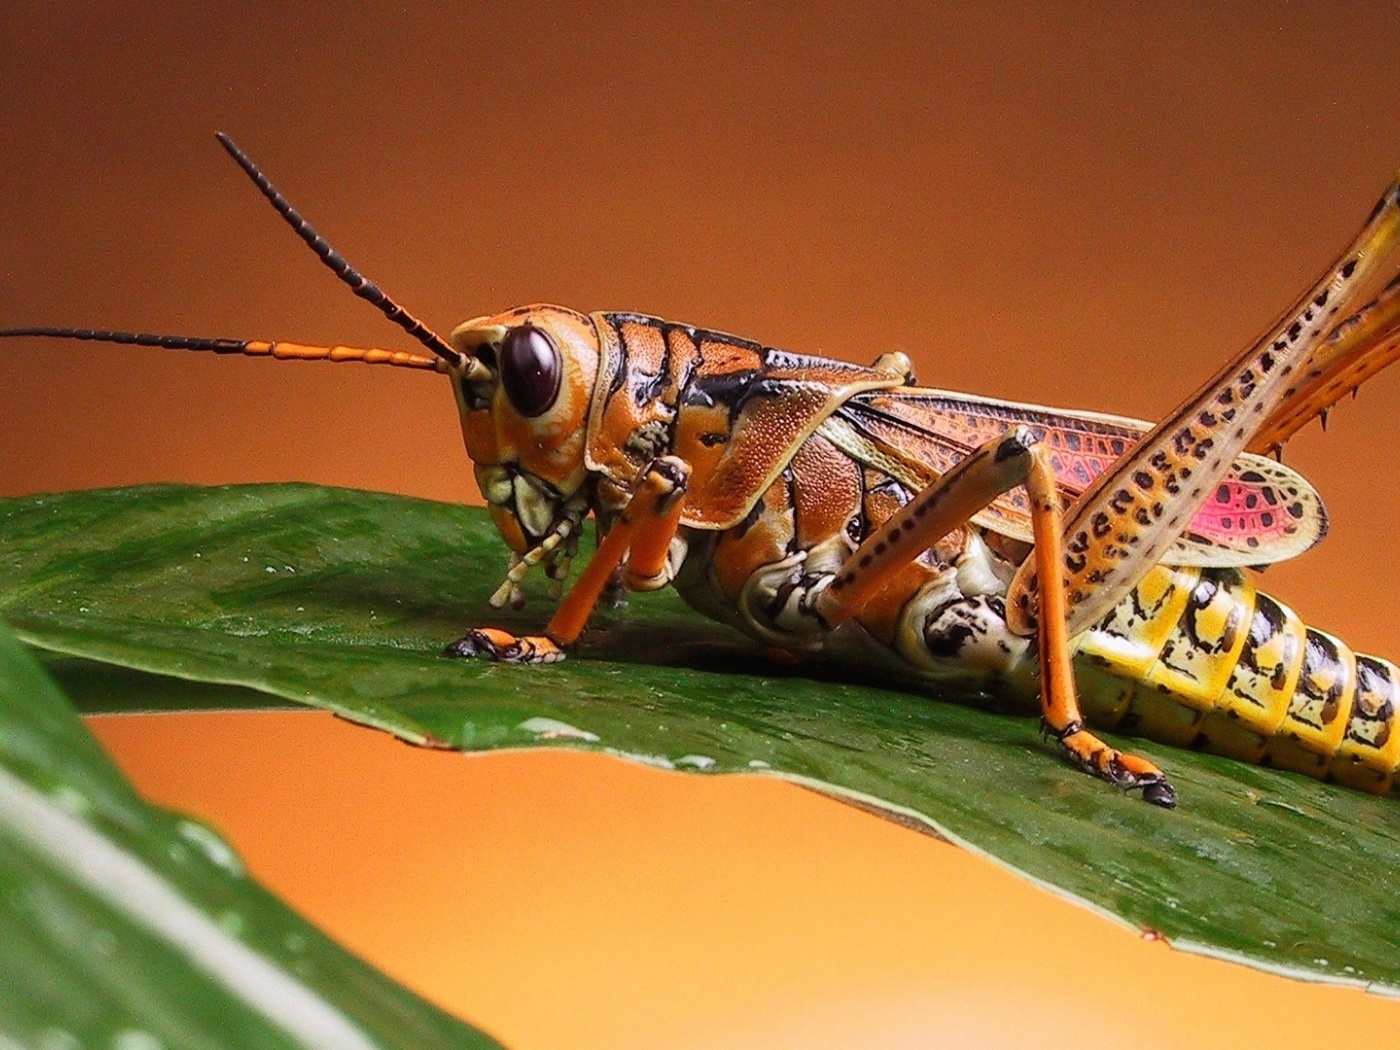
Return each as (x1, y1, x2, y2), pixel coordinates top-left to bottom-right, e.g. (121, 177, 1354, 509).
(448, 304, 601, 554)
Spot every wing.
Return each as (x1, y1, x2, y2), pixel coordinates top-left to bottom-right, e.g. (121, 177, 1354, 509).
(820, 386, 1326, 568)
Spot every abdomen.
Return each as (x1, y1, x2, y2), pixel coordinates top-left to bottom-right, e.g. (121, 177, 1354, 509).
(670, 437, 1400, 795)
(1074, 564, 1400, 794)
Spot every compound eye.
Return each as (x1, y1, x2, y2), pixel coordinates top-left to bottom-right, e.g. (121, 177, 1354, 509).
(499, 324, 562, 418)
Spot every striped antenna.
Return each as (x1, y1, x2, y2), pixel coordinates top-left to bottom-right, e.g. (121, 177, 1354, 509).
(0, 326, 448, 371)
(214, 132, 464, 369)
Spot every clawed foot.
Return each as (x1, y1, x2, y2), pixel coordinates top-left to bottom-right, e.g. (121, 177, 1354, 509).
(444, 627, 566, 665)
(1051, 723, 1177, 808)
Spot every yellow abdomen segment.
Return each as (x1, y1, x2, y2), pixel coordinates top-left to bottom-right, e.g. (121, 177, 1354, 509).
(1076, 565, 1400, 794)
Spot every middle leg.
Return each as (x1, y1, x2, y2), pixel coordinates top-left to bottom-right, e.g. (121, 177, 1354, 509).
(814, 425, 1175, 806)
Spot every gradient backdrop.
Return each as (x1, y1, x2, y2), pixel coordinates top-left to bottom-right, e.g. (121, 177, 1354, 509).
(4, 4, 1400, 1047)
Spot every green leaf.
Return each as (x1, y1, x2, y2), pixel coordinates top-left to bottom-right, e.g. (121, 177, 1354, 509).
(0, 611, 504, 1047)
(2, 483, 1398, 998)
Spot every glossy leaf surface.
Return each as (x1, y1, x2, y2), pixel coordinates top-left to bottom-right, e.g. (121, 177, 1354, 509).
(2, 484, 1398, 996)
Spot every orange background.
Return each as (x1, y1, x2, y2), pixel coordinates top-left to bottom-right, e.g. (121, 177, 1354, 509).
(4, 3, 1400, 1046)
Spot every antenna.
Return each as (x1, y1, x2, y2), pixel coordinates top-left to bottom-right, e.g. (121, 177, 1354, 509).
(214, 132, 463, 369)
(0, 326, 448, 371)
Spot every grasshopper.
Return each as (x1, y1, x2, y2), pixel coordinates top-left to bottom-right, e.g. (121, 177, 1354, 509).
(8, 134, 1400, 808)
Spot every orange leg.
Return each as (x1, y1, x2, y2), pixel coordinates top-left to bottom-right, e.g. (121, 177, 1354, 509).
(1022, 451, 1175, 806)
(446, 457, 690, 663)
(816, 426, 1174, 806)
(993, 177, 1400, 805)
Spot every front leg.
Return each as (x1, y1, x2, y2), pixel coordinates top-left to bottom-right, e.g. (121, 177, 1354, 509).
(446, 457, 690, 664)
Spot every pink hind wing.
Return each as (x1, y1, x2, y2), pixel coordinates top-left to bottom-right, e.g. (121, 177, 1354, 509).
(840, 387, 1325, 566)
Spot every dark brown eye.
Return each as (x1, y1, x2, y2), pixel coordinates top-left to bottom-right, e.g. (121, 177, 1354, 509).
(499, 324, 561, 418)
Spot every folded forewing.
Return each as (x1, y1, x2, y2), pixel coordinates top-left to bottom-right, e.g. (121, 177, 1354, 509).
(826, 387, 1325, 567)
